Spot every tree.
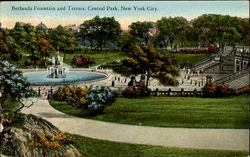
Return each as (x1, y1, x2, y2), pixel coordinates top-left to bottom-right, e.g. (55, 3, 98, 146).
(48, 25, 77, 58)
(79, 19, 97, 50)
(0, 28, 10, 60)
(221, 27, 241, 48)
(178, 25, 200, 47)
(38, 37, 52, 66)
(0, 61, 36, 112)
(193, 14, 240, 48)
(118, 32, 140, 52)
(129, 21, 154, 45)
(114, 45, 179, 88)
(156, 17, 188, 49)
(235, 18, 250, 46)
(9, 22, 39, 64)
(80, 16, 121, 52)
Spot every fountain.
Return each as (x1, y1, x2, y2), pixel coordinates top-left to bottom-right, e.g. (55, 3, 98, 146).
(24, 51, 107, 85)
(47, 51, 68, 79)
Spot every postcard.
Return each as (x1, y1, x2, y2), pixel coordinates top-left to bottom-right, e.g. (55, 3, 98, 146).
(0, 1, 249, 157)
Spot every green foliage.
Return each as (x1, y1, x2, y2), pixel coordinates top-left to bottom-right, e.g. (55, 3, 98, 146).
(48, 25, 77, 56)
(193, 14, 244, 48)
(156, 17, 188, 48)
(0, 28, 11, 59)
(114, 45, 179, 88)
(80, 16, 121, 51)
(129, 21, 154, 45)
(118, 32, 139, 52)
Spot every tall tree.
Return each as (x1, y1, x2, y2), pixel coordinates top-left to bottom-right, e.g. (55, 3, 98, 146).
(156, 17, 188, 49)
(193, 14, 240, 48)
(118, 32, 140, 52)
(235, 18, 250, 46)
(0, 61, 35, 112)
(80, 16, 121, 52)
(9, 22, 39, 64)
(37, 30, 52, 66)
(0, 28, 10, 60)
(114, 45, 179, 88)
(48, 25, 77, 58)
(129, 21, 154, 45)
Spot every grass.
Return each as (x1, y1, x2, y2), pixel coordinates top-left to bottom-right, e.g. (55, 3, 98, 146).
(61, 51, 127, 67)
(5, 50, 210, 69)
(173, 53, 211, 66)
(69, 133, 249, 157)
(50, 94, 249, 129)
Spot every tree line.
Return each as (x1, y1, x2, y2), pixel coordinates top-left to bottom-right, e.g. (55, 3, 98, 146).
(0, 14, 249, 65)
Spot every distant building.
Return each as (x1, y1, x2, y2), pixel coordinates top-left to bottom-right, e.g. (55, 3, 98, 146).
(36, 22, 48, 33)
(64, 24, 79, 32)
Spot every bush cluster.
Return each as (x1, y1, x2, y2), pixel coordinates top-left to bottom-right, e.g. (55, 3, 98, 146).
(123, 83, 151, 98)
(202, 82, 234, 97)
(53, 86, 89, 108)
(53, 86, 116, 114)
(235, 86, 250, 95)
(72, 54, 94, 67)
(27, 133, 75, 154)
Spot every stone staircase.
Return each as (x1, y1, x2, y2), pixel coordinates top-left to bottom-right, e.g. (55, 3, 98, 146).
(227, 74, 249, 89)
(215, 69, 249, 90)
(192, 47, 235, 74)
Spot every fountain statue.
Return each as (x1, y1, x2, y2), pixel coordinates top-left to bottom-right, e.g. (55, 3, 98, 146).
(47, 50, 68, 79)
(24, 49, 107, 85)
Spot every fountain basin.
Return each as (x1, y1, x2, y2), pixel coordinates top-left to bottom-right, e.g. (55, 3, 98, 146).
(24, 71, 107, 85)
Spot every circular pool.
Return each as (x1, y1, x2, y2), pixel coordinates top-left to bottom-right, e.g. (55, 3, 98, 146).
(24, 71, 107, 85)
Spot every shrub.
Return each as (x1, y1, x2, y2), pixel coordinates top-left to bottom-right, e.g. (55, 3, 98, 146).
(25, 59, 33, 66)
(85, 87, 116, 114)
(53, 86, 116, 114)
(217, 84, 234, 97)
(202, 81, 217, 97)
(52, 86, 89, 108)
(203, 82, 235, 97)
(72, 54, 94, 67)
(27, 133, 75, 154)
(123, 83, 151, 98)
(235, 86, 250, 95)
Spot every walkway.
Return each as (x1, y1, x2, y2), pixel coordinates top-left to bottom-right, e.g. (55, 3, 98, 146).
(21, 98, 249, 151)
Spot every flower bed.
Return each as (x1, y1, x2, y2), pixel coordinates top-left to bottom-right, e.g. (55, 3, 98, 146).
(202, 82, 247, 97)
(235, 86, 250, 95)
(72, 54, 95, 67)
(27, 133, 75, 155)
(123, 83, 151, 98)
(174, 45, 218, 54)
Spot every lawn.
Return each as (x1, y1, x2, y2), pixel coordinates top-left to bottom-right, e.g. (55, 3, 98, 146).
(50, 94, 249, 129)
(173, 53, 211, 67)
(61, 50, 127, 67)
(69, 134, 249, 157)
(5, 51, 210, 69)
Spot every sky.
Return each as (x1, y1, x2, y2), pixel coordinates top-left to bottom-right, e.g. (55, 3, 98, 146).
(0, 1, 249, 30)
